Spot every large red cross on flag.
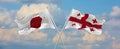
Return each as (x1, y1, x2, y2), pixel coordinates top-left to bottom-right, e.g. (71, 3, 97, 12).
(15, 9, 55, 35)
(65, 9, 105, 35)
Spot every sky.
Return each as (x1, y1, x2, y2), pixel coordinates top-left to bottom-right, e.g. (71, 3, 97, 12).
(0, 0, 120, 49)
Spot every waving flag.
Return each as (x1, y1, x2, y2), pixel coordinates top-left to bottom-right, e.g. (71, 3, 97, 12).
(65, 9, 105, 35)
(15, 9, 55, 35)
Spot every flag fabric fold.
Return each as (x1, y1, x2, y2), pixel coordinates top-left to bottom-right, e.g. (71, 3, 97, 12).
(15, 9, 55, 35)
(65, 9, 105, 35)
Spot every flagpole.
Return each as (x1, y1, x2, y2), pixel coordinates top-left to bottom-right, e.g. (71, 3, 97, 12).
(53, 20, 68, 49)
(53, 16, 69, 49)
(53, 10, 72, 49)
(45, 8, 67, 49)
(56, 9, 80, 49)
(49, 13, 66, 49)
(49, 12, 61, 49)
(51, 14, 67, 49)
(51, 15, 66, 49)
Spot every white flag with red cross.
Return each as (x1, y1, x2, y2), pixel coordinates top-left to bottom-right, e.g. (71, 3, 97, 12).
(15, 9, 55, 35)
(65, 9, 105, 35)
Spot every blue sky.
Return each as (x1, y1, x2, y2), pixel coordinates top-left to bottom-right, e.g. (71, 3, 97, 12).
(1, 0, 120, 15)
(0, 0, 120, 49)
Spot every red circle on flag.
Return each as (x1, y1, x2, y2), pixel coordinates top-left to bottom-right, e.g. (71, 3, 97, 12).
(30, 16, 42, 28)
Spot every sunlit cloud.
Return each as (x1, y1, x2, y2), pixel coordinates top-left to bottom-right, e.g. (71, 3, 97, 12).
(53, 32, 71, 43)
(111, 36, 120, 49)
(77, 44, 92, 49)
(110, 6, 120, 17)
(17, 3, 61, 21)
(0, 28, 48, 45)
(0, 8, 17, 28)
(82, 32, 105, 43)
(17, 4, 48, 18)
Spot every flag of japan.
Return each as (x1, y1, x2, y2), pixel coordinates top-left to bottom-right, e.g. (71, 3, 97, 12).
(15, 9, 55, 35)
(65, 9, 105, 35)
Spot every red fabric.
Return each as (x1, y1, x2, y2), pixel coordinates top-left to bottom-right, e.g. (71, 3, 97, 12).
(72, 23, 76, 26)
(30, 16, 42, 28)
(69, 14, 102, 31)
(77, 13, 80, 16)
(92, 19, 97, 23)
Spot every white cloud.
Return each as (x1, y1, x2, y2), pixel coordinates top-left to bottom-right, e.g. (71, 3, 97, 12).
(0, 7, 17, 28)
(0, 28, 48, 45)
(48, 4, 61, 14)
(52, 31, 107, 44)
(106, 19, 120, 27)
(77, 44, 92, 49)
(82, 32, 105, 43)
(53, 32, 71, 43)
(112, 36, 120, 49)
(52, 31, 85, 43)
(17, 3, 61, 20)
(110, 6, 120, 17)
(17, 4, 48, 19)
(105, 6, 120, 28)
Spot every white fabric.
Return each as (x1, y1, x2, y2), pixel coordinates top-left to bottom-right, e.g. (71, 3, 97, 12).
(65, 9, 82, 29)
(15, 9, 55, 35)
(65, 9, 105, 35)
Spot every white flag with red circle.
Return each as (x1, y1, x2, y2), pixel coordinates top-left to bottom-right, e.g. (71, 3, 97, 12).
(15, 9, 55, 35)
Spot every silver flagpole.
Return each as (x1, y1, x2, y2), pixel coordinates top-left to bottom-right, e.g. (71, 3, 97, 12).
(46, 8, 66, 49)
(53, 14, 70, 49)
